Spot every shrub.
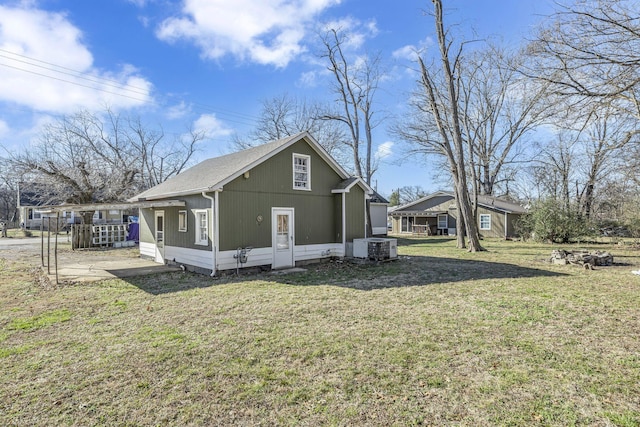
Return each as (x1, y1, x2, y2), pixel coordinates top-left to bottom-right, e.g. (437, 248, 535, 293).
(518, 198, 592, 243)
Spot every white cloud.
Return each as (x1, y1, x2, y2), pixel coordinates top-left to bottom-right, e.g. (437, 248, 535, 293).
(320, 17, 378, 51)
(297, 71, 318, 88)
(0, 5, 153, 113)
(166, 101, 191, 120)
(156, 0, 341, 67)
(192, 113, 233, 139)
(392, 37, 434, 61)
(375, 141, 394, 160)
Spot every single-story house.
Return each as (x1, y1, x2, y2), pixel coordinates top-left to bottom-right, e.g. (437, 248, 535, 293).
(129, 132, 372, 274)
(17, 185, 129, 230)
(370, 191, 389, 236)
(389, 191, 527, 239)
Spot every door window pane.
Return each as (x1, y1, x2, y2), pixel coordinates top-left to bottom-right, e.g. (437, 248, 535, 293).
(276, 214, 289, 249)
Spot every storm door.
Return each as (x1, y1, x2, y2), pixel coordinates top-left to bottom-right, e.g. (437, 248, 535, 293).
(272, 208, 294, 269)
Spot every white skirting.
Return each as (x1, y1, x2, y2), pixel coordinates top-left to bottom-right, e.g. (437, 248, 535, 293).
(143, 242, 345, 271)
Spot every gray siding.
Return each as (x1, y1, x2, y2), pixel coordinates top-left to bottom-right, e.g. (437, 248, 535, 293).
(345, 185, 365, 241)
(139, 195, 211, 250)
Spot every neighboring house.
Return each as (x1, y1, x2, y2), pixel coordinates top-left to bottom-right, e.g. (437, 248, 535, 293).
(18, 184, 132, 230)
(130, 132, 372, 274)
(370, 191, 389, 236)
(389, 191, 527, 239)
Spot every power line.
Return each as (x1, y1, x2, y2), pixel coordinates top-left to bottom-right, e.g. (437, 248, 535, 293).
(0, 48, 151, 94)
(0, 48, 262, 128)
(0, 62, 153, 104)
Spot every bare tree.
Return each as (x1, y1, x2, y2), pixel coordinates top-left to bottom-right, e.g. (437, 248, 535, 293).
(232, 94, 351, 168)
(395, 0, 483, 251)
(7, 109, 201, 223)
(575, 104, 637, 219)
(527, 0, 640, 118)
(318, 28, 385, 237)
(459, 45, 552, 198)
(529, 134, 577, 212)
(319, 28, 383, 186)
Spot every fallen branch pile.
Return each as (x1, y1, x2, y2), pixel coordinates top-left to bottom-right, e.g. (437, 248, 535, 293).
(550, 250, 614, 269)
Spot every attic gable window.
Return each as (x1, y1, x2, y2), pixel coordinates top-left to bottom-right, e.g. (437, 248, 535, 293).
(293, 153, 311, 190)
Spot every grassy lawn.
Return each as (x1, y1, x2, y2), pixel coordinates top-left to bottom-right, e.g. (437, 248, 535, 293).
(1, 237, 640, 426)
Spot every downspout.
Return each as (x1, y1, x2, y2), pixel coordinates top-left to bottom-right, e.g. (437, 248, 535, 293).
(342, 193, 346, 256)
(202, 192, 217, 276)
(214, 191, 220, 272)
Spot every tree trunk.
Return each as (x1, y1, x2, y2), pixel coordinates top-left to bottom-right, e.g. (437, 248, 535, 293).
(433, 0, 484, 252)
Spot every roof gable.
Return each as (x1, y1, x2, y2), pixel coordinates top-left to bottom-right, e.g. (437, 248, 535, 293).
(390, 191, 527, 214)
(131, 132, 352, 201)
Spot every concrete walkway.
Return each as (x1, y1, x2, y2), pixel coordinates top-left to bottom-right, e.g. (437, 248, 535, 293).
(51, 258, 181, 283)
(1, 237, 180, 283)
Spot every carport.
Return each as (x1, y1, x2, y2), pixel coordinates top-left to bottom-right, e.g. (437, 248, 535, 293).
(36, 200, 185, 284)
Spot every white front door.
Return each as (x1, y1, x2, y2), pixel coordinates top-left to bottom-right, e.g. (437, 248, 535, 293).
(154, 210, 165, 263)
(272, 208, 294, 269)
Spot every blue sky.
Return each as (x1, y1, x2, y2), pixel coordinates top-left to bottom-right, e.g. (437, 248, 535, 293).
(0, 0, 555, 197)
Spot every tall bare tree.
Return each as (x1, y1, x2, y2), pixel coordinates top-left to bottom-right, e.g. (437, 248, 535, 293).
(318, 28, 384, 237)
(319, 28, 383, 187)
(575, 104, 637, 219)
(395, 0, 484, 251)
(459, 45, 552, 199)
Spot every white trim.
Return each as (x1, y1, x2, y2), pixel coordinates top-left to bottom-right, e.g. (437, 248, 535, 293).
(504, 212, 508, 239)
(342, 193, 346, 247)
(194, 209, 208, 245)
(272, 207, 295, 269)
(164, 246, 213, 270)
(140, 241, 155, 258)
(292, 153, 311, 191)
(214, 191, 220, 274)
(133, 133, 353, 201)
(178, 210, 187, 232)
(154, 210, 165, 264)
(214, 132, 350, 190)
(480, 214, 491, 230)
(364, 192, 368, 237)
(201, 191, 217, 276)
(149, 243, 344, 271)
(437, 214, 448, 229)
(372, 226, 387, 235)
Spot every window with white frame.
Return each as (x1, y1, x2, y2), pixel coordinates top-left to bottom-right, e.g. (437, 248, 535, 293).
(293, 153, 311, 190)
(195, 210, 208, 245)
(437, 214, 448, 229)
(178, 210, 187, 232)
(479, 214, 491, 230)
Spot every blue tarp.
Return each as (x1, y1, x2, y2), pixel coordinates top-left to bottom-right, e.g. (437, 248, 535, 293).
(127, 223, 139, 242)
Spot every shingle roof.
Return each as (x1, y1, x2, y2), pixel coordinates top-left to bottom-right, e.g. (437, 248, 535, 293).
(392, 190, 527, 214)
(131, 132, 356, 201)
(370, 190, 389, 204)
(333, 177, 359, 191)
(476, 194, 528, 214)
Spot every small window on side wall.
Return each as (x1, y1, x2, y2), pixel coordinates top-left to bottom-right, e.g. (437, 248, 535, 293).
(195, 210, 208, 245)
(293, 153, 311, 190)
(479, 214, 491, 230)
(178, 210, 187, 232)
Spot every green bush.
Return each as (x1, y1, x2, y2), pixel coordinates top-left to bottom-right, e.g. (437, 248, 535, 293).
(518, 199, 591, 243)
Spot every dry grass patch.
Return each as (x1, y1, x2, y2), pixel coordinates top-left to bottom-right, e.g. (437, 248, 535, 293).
(1, 237, 639, 425)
